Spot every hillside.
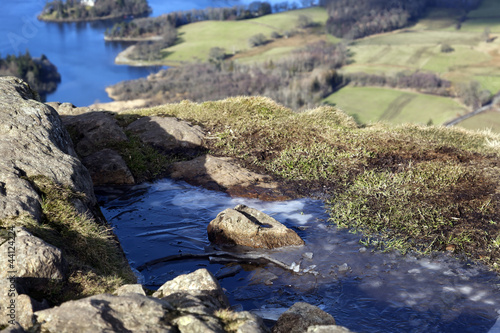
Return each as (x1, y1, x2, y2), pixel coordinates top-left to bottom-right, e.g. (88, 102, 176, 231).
(114, 7, 331, 66)
(328, 0, 500, 131)
(113, 96, 500, 272)
(103, 1, 500, 133)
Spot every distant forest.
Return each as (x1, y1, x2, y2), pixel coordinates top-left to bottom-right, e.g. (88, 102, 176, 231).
(39, 0, 151, 21)
(0, 52, 61, 101)
(323, 0, 482, 39)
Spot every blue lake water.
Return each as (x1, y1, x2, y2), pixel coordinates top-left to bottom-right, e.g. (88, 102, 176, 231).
(0, 0, 298, 106)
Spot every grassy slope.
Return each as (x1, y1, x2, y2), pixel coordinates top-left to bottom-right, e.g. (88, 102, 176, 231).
(123, 97, 500, 271)
(326, 2, 500, 132)
(323, 86, 467, 126)
(159, 7, 329, 65)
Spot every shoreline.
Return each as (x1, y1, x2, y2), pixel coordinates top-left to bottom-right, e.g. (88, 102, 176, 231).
(104, 35, 162, 42)
(114, 44, 183, 67)
(37, 10, 151, 23)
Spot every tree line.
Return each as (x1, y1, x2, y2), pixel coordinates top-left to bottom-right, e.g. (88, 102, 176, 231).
(108, 41, 349, 110)
(322, 0, 482, 39)
(343, 71, 491, 109)
(0, 51, 61, 101)
(39, 0, 151, 21)
(105, 2, 275, 39)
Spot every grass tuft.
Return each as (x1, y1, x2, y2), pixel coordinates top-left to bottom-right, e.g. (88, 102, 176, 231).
(1, 176, 135, 304)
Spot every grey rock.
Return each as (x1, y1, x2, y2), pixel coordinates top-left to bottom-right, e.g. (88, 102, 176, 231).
(113, 284, 146, 296)
(45, 102, 92, 116)
(61, 111, 128, 157)
(16, 294, 49, 330)
(82, 149, 134, 185)
(0, 227, 66, 280)
(126, 116, 204, 150)
(173, 314, 224, 333)
(272, 302, 336, 333)
(231, 311, 271, 333)
(0, 176, 42, 222)
(0, 280, 50, 329)
(34, 293, 177, 333)
(207, 205, 305, 249)
(0, 227, 65, 327)
(0, 76, 97, 220)
(153, 268, 229, 309)
(170, 154, 276, 192)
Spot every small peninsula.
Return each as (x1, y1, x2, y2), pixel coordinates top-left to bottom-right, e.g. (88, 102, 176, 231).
(38, 0, 151, 22)
(0, 52, 61, 101)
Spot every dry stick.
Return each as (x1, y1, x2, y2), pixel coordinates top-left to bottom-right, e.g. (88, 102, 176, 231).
(136, 250, 292, 272)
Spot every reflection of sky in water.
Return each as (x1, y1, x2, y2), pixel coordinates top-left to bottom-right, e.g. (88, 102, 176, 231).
(100, 178, 500, 333)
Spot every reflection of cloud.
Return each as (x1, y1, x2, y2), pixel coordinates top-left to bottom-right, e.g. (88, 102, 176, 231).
(418, 259, 442, 270)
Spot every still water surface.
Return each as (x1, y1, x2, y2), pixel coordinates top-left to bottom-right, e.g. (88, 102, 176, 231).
(100, 178, 500, 333)
(0, 0, 288, 106)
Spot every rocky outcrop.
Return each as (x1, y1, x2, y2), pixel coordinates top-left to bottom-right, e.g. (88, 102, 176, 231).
(61, 111, 128, 157)
(272, 302, 337, 333)
(207, 205, 305, 249)
(55, 108, 287, 197)
(82, 149, 135, 185)
(126, 116, 205, 151)
(0, 77, 96, 220)
(58, 111, 133, 185)
(0, 228, 66, 281)
(0, 77, 131, 329)
(113, 283, 146, 296)
(152, 268, 229, 309)
(34, 293, 178, 333)
(23, 269, 270, 333)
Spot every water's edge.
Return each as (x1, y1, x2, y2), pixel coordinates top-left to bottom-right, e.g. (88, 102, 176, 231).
(99, 178, 500, 333)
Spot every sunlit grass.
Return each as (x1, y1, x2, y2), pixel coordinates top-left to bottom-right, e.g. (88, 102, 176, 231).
(323, 86, 466, 126)
(160, 7, 328, 64)
(126, 97, 500, 269)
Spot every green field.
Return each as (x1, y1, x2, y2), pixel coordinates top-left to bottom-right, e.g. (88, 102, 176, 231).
(160, 7, 328, 65)
(458, 109, 500, 132)
(323, 87, 467, 126)
(330, 0, 500, 132)
(344, 31, 499, 84)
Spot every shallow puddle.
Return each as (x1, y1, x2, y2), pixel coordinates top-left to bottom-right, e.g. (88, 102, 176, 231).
(99, 178, 500, 333)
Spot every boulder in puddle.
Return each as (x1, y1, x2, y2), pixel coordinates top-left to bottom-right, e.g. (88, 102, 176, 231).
(207, 205, 305, 249)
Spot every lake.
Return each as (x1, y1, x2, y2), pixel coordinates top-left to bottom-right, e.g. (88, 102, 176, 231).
(0, 0, 297, 106)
